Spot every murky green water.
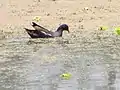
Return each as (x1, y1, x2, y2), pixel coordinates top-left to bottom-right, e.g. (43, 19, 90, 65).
(0, 30, 120, 90)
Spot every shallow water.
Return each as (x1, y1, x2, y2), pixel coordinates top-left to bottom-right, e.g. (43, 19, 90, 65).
(0, 30, 120, 90)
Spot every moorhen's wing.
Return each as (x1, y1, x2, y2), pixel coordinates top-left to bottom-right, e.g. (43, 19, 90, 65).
(32, 22, 52, 34)
(24, 28, 53, 38)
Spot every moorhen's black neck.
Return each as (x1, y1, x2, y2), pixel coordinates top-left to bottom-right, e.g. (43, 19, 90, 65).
(56, 26, 64, 32)
(56, 24, 68, 31)
(55, 24, 69, 37)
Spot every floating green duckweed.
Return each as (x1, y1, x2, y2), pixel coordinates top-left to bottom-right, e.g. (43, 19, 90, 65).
(60, 73, 72, 80)
(114, 27, 120, 35)
(33, 16, 41, 22)
(99, 26, 108, 30)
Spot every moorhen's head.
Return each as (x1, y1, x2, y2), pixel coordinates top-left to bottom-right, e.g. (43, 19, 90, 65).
(57, 24, 69, 32)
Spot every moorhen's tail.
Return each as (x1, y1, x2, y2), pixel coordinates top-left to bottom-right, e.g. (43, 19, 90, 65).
(24, 28, 40, 38)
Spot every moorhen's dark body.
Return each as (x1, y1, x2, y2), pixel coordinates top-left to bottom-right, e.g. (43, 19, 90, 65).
(24, 22, 69, 38)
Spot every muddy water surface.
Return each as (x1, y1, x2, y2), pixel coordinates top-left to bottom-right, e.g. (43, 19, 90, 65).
(0, 30, 120, 90)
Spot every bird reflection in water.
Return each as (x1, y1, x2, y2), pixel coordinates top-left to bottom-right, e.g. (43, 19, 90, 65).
(108, 70, 116, 90)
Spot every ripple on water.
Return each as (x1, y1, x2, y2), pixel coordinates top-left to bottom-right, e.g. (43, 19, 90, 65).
(0, 30, 120, 90)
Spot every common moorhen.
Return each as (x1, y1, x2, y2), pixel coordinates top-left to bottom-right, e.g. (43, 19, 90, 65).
(24, 22, 69, 38)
